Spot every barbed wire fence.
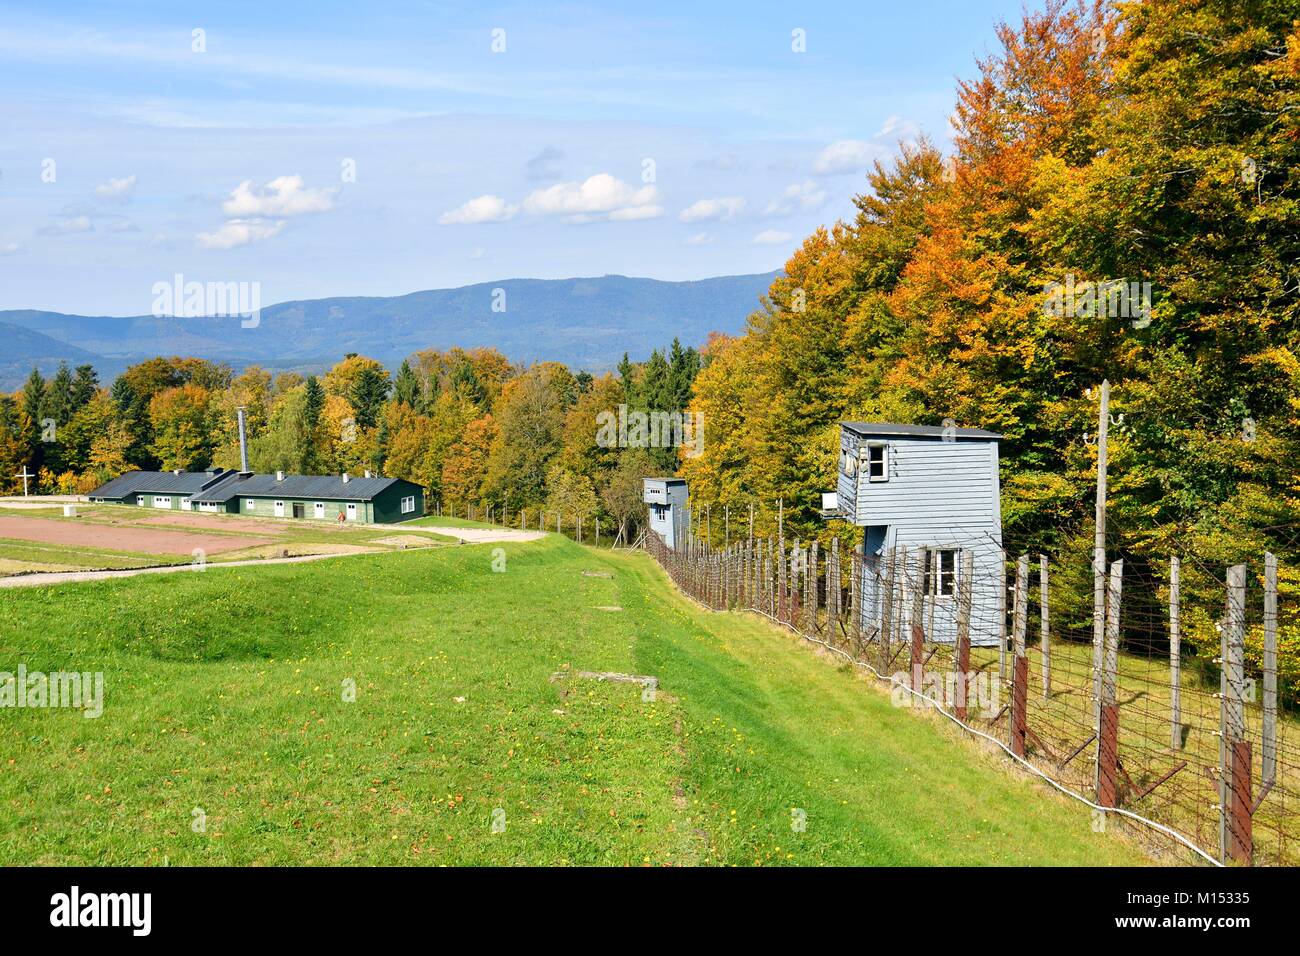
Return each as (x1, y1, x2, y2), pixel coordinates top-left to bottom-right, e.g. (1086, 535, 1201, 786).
(640, 516, 1296, 867)
(433, 489, 1297, 865)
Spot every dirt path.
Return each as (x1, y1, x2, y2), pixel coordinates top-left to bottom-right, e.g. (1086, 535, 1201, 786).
(0, 514, 273, 555)
(0, 525, 547, 588)
(0, 550, 372, 588)
(402, 525, 548, 544)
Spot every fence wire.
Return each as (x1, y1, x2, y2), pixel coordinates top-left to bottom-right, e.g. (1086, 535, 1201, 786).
(644, 522, 1297, 867)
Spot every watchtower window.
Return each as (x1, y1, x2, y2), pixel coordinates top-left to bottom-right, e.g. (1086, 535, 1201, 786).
(923, 549, 957, 596)
(865, 444, 888, 482)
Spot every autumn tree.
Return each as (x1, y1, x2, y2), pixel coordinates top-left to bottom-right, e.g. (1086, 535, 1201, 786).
(148, 384, 214, 470)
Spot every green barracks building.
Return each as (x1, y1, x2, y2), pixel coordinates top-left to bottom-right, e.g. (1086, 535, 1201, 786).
(88, 467, 424, 524)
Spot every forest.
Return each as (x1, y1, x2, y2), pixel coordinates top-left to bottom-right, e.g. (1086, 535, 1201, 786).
(2, 0, 1297, 693)
(0, 342, 700, 543)
(673, 0, 1299, 699)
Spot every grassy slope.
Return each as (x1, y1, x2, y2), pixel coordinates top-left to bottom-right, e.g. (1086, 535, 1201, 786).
(0, 536, 1146, 865)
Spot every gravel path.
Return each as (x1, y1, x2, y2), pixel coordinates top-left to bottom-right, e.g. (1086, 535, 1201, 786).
(407, 525, 548, 544)
(0, 525, 547, 588)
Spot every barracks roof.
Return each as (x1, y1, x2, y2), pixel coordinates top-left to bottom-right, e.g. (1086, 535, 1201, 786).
(88, 470, 234, 498)
(90, 470, 419, 503)
(188, 472, 417, 503)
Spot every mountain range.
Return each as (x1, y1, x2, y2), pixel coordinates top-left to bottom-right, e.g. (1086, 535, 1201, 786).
(0, 271, 780, 390)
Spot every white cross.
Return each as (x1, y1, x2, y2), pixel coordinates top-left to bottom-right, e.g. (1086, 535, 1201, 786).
(14, 466, 33, 496)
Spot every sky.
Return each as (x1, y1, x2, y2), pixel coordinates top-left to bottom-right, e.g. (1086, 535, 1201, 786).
(0, 0, 1030, 316)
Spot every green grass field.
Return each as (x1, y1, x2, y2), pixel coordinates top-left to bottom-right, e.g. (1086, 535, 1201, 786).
(0, 535, 1148, 865)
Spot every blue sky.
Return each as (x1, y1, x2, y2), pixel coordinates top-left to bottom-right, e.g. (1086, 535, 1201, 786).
(0, 1, 1030, 315)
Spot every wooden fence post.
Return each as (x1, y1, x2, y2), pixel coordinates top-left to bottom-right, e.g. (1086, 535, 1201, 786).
(1221, 564, 1252, 864)
(809, 540, 820, 637)
(764, 536, 772, 617)
(1011, 554, 1029, 755)
(849, 544, 862, 654)
(910, 550, 925, 694)
(1013, 554, 1028, 658)
(830, 538, 841, 643)
(1040, 554, 1050, 699)
(1264, 551, 1277, 788)
(998, 549, 1008, 683)
(1170, 555, 1182, 749)
(778, 538, 788, 624)
(1096, 559, 1123, 808)
(955, 550, 974, 722)
(879, 547, 894, 669)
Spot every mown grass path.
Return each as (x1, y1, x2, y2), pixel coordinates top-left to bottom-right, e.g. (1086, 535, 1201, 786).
(0, 536, 1148, 865)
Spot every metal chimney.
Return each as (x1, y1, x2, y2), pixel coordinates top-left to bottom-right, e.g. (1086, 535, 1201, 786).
(236, 407, 251, 474)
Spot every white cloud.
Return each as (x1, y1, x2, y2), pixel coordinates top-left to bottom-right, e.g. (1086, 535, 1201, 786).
(813, 139, 885, 175)
(38, 216, 93, 236)
(438, 194, 518, 225)
(197, 218, 286, 250)
(678, 196, 745, 223)
(764, 180, 827, 216)
(609, 204, 663, 221)
(684, 232, 713, 246)
(753, 229, 793, 245)
(522, 173, 659, 221)
(94, 174, 137, 202)
(221, 174, 336, 217)
(195, 174, 332, 250)
(0, 241, 21, 255)
(877, 115, 921, 141)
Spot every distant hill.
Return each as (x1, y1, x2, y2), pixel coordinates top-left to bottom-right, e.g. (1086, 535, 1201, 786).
(0, 271, 780, 390)
(0, 322, 131, 391)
